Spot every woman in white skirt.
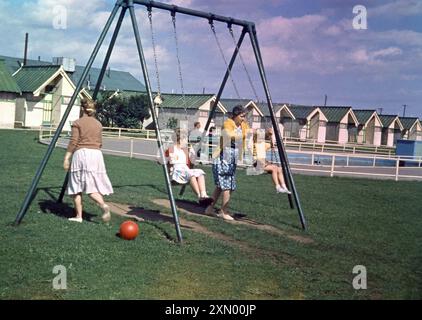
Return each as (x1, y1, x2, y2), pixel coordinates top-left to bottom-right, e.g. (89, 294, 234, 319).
(165, 128, 213, 206)
(63, 98, 114, 223)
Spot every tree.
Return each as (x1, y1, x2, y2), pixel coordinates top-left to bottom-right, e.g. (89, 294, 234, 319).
(96, 93, 150, 128)
(166, 117, 178, 130)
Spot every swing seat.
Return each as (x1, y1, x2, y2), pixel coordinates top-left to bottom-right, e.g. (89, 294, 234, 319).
(171, 180, 188, 197)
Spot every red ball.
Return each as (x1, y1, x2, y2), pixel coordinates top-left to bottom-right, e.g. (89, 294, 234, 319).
(119, 221, 139, 240)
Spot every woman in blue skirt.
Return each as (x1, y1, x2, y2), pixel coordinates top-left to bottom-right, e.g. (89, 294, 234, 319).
(205, 105, 249, 221)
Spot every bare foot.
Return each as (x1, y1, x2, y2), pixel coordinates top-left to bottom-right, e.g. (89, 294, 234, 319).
(102, 204, 111, 222)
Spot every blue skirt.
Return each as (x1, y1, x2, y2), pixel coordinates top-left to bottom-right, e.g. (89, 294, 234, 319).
(212, 148, 238, 191)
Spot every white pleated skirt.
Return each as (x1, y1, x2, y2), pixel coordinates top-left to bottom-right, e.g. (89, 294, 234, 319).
(67, 148, 114, 196)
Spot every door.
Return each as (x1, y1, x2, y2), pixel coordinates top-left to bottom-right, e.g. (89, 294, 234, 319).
(42, 94, 53, 125)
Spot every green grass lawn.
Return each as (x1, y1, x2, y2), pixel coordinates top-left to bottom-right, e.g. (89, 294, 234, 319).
(0, 129, 421, 299)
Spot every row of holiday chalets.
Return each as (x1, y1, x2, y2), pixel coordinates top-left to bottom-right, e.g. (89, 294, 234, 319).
(1, 54, 421, 147)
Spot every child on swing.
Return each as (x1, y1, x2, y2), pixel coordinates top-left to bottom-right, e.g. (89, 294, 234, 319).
(165, 128, 213, 206)
(253, 127, 291, 194)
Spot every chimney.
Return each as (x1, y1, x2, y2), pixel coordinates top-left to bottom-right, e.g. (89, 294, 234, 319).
(23, 33, 28, 66)
(52, 57, 76, 72)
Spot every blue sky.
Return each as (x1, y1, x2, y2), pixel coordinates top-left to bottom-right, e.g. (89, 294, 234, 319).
(1, 0, 422, 118)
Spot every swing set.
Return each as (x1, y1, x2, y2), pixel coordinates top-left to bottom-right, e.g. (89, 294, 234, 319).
(14, 0, 307, 243)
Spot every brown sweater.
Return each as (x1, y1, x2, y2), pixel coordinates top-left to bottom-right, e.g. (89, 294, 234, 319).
(67, 114, 103, 153)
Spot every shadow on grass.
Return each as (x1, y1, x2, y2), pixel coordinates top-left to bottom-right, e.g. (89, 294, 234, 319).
(38, 200, 98, 223)
(110, 204, 180, 242)
(170, 199, 246, 219)
(174, 199, 302, 231)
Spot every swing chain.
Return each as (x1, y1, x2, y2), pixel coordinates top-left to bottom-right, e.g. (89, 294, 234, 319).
(147, 6, 165, 127)
(209, 20, 241, 100)
(171, 11, 188, 120)
(148, 8, 161, 97)
(228, 26, 260, 104)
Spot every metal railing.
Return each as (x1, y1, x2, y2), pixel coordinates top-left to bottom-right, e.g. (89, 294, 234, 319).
(282, 137, 395, 156)
(283, 150, 422, 181)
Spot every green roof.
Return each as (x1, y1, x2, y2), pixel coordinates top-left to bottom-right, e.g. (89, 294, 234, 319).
(71, 65, 146, 92)
(379, 115, 399, 128)
(354, 110, 377, 124)
(257, 102, 285, 117)
(399, 117, 419, 130)
(0, 55, 48, 74)
(0, 60, 20, 94)
(159, 93, 214, 110)
(13, 65, 60, 92)
(318, 106, 352, 122)
(220, 98, 252, 111)
(288, 105, 317, 119)
(0, 55, 146, 93)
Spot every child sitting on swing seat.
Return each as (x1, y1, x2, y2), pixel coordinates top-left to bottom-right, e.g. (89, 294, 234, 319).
(165, 128, 213, 207)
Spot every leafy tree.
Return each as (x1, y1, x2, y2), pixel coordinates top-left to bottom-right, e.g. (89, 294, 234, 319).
(166, 117, 178, 130)
(96, 93, 150, 129)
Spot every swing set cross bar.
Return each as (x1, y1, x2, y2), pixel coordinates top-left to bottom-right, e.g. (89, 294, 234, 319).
(131, 0, 254, 28)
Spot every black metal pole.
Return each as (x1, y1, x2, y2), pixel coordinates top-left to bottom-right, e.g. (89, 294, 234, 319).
(247, 24, 307, 230)
(57, 173, 69, 204)
(203, 27, 247, 135)
(128, 1, 183, 242)
(248, 24, 295, 210)
(14, 1, 123, 225)
(132, 0, 251, 27)
(92, 6, 128, 100)
(57, 5, 127, 204)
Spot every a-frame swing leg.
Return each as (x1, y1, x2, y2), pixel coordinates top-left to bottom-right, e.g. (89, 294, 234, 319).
(14, 2, 123, 225)
(203, 28, 247, 135)
(247, 24, 307, 230)
(57, 4, 128, 204)
(128, 1, 183, 242)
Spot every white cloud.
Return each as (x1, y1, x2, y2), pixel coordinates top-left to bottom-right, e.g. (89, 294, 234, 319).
(22, 0, 108, 29)
(372, 47, 402, 58)
(370, 0, 422, 17)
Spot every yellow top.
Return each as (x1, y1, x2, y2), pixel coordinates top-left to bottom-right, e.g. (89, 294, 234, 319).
(212, 118, 250, 159)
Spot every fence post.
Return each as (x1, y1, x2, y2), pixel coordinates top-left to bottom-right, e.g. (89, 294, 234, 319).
(118, 128, 121, 138)
(130, 138, 134, 159)
(373, 156, 376, 167)
(147, 130, 149, 139)
(321, 144, 325, 153)
(395, 158, 399, 181)
(353, 146, 356, 154)
(311, 153, 314, 166)
(346, 155, 349, 167)
(330, 155, 335, 177)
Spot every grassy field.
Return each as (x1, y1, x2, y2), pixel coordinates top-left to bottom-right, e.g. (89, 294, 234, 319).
(0, 129, 421, 300)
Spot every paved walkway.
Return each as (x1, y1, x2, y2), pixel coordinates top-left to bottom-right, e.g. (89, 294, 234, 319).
(49, 136, 422, 182)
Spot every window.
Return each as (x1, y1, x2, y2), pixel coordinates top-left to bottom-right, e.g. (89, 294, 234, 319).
(199, 111, 208, 118)
(62, 96, 81, 105)
(253, 116, 260, 122)
(62, 96, 71, 104)
(45, 85, 55, 93)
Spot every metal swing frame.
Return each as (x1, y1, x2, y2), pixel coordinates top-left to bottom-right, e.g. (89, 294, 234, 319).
(14, 0, 307, 244)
